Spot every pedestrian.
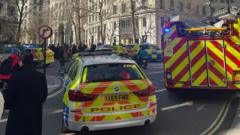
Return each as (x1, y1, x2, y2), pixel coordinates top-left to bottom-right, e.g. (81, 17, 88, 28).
(4, 53, 48, 135)
(0, 53, 21, 88)
(0, 91, 4, 119)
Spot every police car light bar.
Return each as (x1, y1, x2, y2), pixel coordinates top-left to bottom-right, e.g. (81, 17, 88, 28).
(78, 50, 114, 56)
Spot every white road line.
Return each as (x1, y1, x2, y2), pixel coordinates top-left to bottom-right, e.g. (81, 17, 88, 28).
(146, 71, 164, 75)
(48, 84, 60, 88)
(156, 89, 166, 93)
(47, 88, 64, 99)
(161, 101, 193, 111)
(51, 109, 63, 114)
(0, 118, 7, 123)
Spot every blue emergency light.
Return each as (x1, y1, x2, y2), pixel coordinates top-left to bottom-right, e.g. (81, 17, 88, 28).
(164, 28, 170, 33)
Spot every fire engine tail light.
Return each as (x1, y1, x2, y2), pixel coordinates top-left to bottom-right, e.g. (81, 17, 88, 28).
(233, 71, 240, 83)
(134, 85, 156, 97)
(69, 90, 97, 102)
(166, 70, 172, 80)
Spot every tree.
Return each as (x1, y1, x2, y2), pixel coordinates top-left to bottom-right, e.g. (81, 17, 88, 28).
(130, 0, 138, 44)
(89, 0, 113, 44)
(67, 0, 88, 45)
(15, 0, 27, 43)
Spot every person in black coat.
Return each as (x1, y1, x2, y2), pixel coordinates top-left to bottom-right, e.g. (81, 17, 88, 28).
(4, 53, 48, 135)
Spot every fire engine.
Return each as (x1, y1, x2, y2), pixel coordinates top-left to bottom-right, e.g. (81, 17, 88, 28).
(162, 14, 240, 90)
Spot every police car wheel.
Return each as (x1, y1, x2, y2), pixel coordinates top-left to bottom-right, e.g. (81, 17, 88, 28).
(61, 115, 71, 133)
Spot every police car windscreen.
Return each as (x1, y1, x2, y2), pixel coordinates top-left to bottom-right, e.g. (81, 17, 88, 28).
(84, 63, 144, 83)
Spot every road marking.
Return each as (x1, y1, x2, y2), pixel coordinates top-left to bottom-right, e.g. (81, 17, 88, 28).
(156, 89, 166, 93)
(197, 104, 206, 112)
(48, 84, 61, 88)
(161, 101, 193, 111)
(51, 109, 63, 114)
(47, 88, 63, 99)
(200, 99, 232, 135)
(146, 71, 164, 75)
(0, 118, 7, 123)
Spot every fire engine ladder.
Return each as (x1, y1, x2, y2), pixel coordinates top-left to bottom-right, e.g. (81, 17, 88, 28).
(185, 27, 228, 88)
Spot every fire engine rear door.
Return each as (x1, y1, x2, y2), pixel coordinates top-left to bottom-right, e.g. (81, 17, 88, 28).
(188, 40, 227, 88)
(206, 40, 227, 87)
(189, 40, 208, 87)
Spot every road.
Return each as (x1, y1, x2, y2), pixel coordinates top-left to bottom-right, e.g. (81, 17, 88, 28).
(0, 61, 239, 135)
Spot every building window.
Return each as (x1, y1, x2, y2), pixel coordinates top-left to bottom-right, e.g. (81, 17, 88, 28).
(122, 3, 126, 13)
(196, 5, 199, 15)
(187, 3, 191, 9)
(113, 21, 117, 29)
(170, 0, 174, 10)
(202, 6, 206, 15)
(8, 7, 15, 16)
(160, 0, 165, 9)
(0, 3, 3, 14)
(178, 2, 183, 12)
(113, 5, 117, 14)
(143, 17, 147, 27)
(220, 0, 224, 3)
(141, 0, 147, 6)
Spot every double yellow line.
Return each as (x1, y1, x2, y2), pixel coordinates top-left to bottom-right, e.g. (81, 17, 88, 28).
(200, 98, 233, 135)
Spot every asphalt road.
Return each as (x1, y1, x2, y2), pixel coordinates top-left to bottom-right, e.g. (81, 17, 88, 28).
(0, 62, 239, 135)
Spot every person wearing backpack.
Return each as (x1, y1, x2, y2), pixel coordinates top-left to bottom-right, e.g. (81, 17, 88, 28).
(0, 54, 21, 85)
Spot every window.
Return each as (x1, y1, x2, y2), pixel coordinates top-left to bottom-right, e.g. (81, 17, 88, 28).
(187, 3, 191, 9)
(196, 5, 199, 15)
(0, 3, 3, 14)
(220, 0, 224, 3)
(202, 6, 206, 15)
(113, 21, 117, 29)
(170, 0, 174, 10)
(69, 63, 79, 80)
(178, 2, 183, 12)
(160, 0, 165, 9)
(142, 0, 147, 6)
(8, 7, 15, 16)
(122, 3, 126, 13)
(143, 17, 147, 27)
(113, 5, 117, 14)
(83, 64, 144, 83)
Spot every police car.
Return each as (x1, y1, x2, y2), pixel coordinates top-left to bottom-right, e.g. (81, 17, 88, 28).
(62, 51, 157, 133)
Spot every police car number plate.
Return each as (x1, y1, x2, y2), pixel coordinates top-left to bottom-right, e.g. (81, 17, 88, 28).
(104, 95, 129, 102)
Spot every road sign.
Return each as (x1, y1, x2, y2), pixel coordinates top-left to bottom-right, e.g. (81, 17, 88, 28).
(39, 25, 52, 39)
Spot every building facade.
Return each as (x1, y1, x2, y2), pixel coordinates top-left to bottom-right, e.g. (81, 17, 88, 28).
(86, 0, 240, 45)
(48, 0, 87, 46)
(0, 0, 18, 44)
(21, 0, 49, 44)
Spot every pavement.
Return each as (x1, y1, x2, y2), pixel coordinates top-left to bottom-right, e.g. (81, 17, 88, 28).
(46, 75, 63, 94)
(0, 75, 62, 94)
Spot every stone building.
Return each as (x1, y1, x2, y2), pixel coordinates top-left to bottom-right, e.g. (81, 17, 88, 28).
(0, 0, 18, 44)
(85, 0, 240, 45)
(21, 0, 49, 44)
(48, 0, 88, 46)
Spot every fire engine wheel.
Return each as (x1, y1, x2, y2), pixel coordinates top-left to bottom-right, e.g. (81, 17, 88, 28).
(166, 88, 179, 93)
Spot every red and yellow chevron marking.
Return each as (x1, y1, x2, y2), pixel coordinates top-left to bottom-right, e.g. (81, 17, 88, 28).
(72, 96, 156, 122)
(67, 80, 156, 123)
(163, 19, 240, 90)
(189, 41, 208, 87)
(206, 40, 227, 87)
